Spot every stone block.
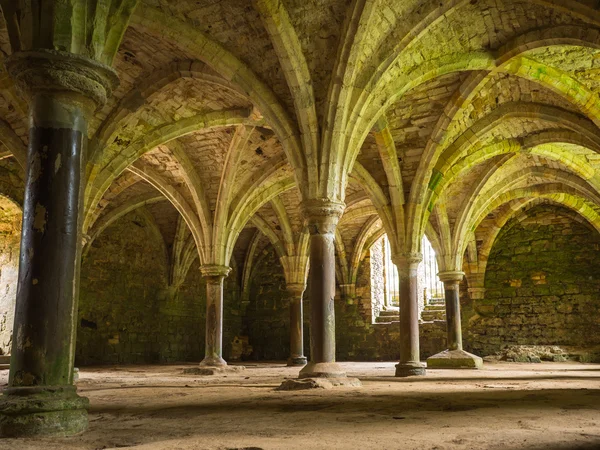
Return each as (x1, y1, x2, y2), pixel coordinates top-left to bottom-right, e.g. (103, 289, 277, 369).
(277, 377, 361, 390)
(427, 349, 483, 369)
(182, 365, 245, 376)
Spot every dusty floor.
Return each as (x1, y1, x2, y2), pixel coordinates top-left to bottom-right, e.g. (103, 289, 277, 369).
(0, 361, 599, 450)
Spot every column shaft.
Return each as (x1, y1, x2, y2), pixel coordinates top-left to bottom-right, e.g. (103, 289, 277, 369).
(310, 232, 336, 363)
(395, 254, 426, 377)
(199, 265, 230, 367)
(444, 280, 463, 351)
(287, 285, 307, 366)
(10, 94, 86, 388)
(203, 278, 225, 366)
(299, 199, 345, 378)
(427, 270, 482, 369)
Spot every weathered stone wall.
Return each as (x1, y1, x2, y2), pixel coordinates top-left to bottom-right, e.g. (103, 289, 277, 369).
(77, 210, 243, 365)
(464, 205, 600, 358)
(336, 256, 446, 361)
(244, 245, 308, 360)
(242, 242, 448, 362)
(237, 205, 600, 362)
(0, 204, 21, 355)
(370, 238, 385, 321)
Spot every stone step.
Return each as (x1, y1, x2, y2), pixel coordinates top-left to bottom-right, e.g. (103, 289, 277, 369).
(0, 355, 9, 364)
(424, 305, 446, 311)
(421, 309, 446, 322)
(375, 315, 399, 323)
(378, 309, 400, 317)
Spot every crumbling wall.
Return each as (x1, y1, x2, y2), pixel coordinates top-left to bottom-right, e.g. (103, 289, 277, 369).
(464, 205, 600, 359)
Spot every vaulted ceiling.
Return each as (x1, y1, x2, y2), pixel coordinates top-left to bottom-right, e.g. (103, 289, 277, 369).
(1, 0, 600, 289)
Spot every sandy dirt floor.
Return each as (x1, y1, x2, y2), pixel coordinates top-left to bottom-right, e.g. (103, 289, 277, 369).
(0, 361, 599, 450)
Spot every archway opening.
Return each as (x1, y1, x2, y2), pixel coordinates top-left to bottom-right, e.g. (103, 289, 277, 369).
(370, 234, 443, 322)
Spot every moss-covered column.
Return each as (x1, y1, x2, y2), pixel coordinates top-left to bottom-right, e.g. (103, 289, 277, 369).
(394, 253, 426, 377)
(0, 50, 117, 437)
(199, 265, 231, 367)
(427, 271, 482, 369)
(287, 283, 307, 366)
(299, 199, 346, 378)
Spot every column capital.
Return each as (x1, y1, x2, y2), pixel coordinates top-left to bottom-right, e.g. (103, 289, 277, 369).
(6, 49, 119, 111)
(200, 264, 231, 282)
(301, 198, 345, 235)
(286, 283, 306, 297)
(392, 252, 423, 268)
(437, 271, 465, 284)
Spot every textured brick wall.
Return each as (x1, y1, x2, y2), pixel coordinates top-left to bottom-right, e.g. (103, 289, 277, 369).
(244, 245, 309, 360)
(77, 210, 242, 365)
(464, 205, 600, 358)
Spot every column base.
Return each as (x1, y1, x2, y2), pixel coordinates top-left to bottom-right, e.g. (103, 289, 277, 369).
(299, 361, 346, 378)
(199, 355, 228, 368)
(287, 356, 307, 366)
(395, 361, 426, 377)
(0, 386, 88, 437)
(427, 349, 483, 369)
(185, 356, 245, 375)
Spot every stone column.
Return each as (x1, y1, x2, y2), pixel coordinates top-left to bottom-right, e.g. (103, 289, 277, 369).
(442, 272, 464, 351)
(0, 50, 117, 437)
(199, 265, 231, 367)
(427, 271, 482, 369)
(299, 199, 346, 379)
(394, 253, 426, 377)
(287, 283, 307, 366)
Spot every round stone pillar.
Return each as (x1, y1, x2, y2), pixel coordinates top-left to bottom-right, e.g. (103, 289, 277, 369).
(0, 50, 117, 437)
(440, 271, 465, 351)
(394, 253, 426, 377)
(199, 265, 231, 367)
(286, 283, 307, 366)
(299, 199, 346, 379)
(427, 271, 483, 369)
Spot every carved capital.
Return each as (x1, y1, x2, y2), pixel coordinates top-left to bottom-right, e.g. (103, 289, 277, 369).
(302, 199, 345, 235)
(6, 50, 119, 110)
(200, 264, 231, 283)
(392, 252, 423, 268)
(286, 283, 306, 297)
(438, 271, 465, 285)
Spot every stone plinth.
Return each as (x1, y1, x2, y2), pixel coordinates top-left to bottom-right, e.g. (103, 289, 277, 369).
(427, 349, 483, 369)
(277, 377, 362, 390)
(183, 365, 245, 376)
(395, 361, 426, 377)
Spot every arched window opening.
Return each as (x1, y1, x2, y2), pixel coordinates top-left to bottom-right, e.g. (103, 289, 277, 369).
(370, 234, 443, 323)
(421, 236, 445, 305)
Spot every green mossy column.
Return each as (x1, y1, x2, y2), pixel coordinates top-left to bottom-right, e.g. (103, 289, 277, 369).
(394, 253, 426, 377)
(427, 271, 482, 369)
(287, 283, 307, 366)
(199, 265, 231, 367)
(299, 200, 346, 378)
(0, 50, 117, 437)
